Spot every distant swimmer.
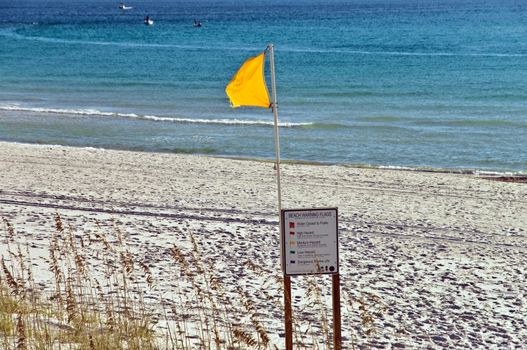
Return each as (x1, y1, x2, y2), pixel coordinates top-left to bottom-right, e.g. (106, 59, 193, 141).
(193, 19, 202, 27)
(119, 2, 133, 10)
(144, 16, 154, 25)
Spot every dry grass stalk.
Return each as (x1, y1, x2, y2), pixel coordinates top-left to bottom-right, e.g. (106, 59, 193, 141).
(88, 333, 95, 350)
(236, 285, 271, 349)
(1, 258, 20, 296)
(3, 218, 15, 243)
(344, 290, 387, 341)
(65, 272, 77, 324)
(139, 261, 154, 290)
(233, 328, 258, 347)
(48, 230, 64, 307)
(16, 314, 26, 350)
(54, 213, 64, 235)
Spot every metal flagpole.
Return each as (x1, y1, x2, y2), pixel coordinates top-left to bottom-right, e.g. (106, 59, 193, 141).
(268, 44, 282, 212)
(267, 43, 293, 350)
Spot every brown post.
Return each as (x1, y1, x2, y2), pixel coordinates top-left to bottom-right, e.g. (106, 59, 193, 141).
(284, 275, 293, 350)
(332, 273, 342, 350)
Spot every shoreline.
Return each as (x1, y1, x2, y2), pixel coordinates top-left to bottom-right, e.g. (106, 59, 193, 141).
(1, 140, 526, 348)
(3, 140, 526, 179)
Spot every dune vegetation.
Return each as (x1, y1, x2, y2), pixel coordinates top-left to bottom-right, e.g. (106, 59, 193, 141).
(0, 215, 384, 350)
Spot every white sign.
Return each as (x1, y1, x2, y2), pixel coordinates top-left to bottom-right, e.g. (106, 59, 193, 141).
(281, 208, 339, 276)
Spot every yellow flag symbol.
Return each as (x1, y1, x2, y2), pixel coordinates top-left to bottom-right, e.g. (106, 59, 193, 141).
(226, 51, 270, 108)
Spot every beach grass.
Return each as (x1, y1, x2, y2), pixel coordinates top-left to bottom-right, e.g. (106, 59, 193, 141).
(0, 215, 385, 349)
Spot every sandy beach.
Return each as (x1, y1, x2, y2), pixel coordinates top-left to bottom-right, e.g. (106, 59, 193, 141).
(0, 141, 526, 349)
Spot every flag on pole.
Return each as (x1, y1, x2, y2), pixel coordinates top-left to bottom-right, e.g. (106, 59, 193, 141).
(226, 51, 270, 108)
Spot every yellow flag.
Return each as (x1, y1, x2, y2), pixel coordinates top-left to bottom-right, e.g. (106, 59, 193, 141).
(226, 52, 270, 108)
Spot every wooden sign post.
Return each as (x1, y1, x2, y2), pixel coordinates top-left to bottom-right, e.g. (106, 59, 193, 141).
(281, 208, 341, 350)
(332, 273, 342, 350)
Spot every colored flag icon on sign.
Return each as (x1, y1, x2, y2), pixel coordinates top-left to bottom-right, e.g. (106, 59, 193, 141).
(289, 222, 295, 229)
(290, 260, 296, 264)
(290, 250, 296, 254)
(289, 231, 295, 236)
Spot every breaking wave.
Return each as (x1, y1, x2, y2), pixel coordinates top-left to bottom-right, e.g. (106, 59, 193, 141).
(0, 105, 313, 128)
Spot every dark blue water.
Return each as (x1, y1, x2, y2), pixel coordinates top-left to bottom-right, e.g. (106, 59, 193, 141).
(1, 0, 526, 172)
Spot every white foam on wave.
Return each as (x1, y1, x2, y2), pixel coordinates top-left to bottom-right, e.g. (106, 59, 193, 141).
(0, 28, 261, 52)
(284, 46, 527, 58)
(1, 105, 116, 117)
(3, 28, 526, 58)
(0, 104, 311, 128)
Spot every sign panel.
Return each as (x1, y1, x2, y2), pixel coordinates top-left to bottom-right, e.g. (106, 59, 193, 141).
(281, 208, 339, 276)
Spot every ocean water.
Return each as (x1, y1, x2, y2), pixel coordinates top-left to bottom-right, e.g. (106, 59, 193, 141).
(0, 0, 526, 172)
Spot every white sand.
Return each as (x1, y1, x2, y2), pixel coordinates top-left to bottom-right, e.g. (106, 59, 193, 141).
(0, 141, 526, 349)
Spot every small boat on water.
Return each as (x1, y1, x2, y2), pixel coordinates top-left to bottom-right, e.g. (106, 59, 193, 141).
(119, 2, 133, 10)
(144, 16, 154, 25)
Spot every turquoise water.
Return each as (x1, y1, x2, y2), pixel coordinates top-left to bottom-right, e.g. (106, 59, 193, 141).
(1, 0, 526, 172)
